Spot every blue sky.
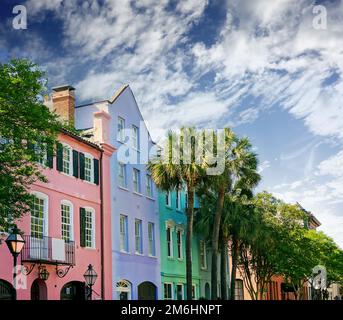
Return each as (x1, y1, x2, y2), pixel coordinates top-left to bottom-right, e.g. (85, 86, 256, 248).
(1, 0, 343, 247)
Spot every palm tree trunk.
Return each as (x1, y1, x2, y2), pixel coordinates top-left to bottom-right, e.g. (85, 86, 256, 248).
(230, 236, 239, 300)
(220, 237, 228, 300)
(211, 186, 225, 300)
(186, 185, 194, 300)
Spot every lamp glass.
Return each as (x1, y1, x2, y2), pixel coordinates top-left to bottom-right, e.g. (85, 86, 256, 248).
(84, 264, 98, 286)
(5, 229, 25, 255)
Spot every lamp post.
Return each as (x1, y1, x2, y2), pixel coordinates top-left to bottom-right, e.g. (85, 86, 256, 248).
(5, 225, 25, 300)
(83, 264, 97, 300)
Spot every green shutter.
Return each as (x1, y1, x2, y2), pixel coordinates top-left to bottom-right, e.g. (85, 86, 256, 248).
(47, 144, 54, 168)
(79, 152, 85, 180)
(80, 207, 86, 247)
(72, 150, 79, 178)
(93, 158, 99, 185)
(56, 143, 63, 172)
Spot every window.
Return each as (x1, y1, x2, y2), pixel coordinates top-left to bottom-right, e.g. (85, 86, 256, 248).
(31, 195, 46, 239)
(120, 215, 128, 252)
(235, 279, 244, 300)
(118, 117, 125, 142)
(166, 227, 173, 258)
(34, 143, 47, 166)
(148, 222, 155, 256)
(118, 163, 127, 188)
(61, 201, 73, 242)
(164, 283, 173, 300)
(176, 190, 181, 210)
(200, 240, 207, 269)
(133, 169, 141, 193)
(192, 285, 197, 300)
(135, 219, 142, 254)
(176, 229, 183, 259)
(176, 284, 184, 300)
(116, 280, 132, 300)
(165, 191, 171, 206)
(84, 155, 93, 183)
(62, 145, 72, 175)
(146, 174, 153, 198)
(132, 125, 139, 150)
(85, 209, 95, 248)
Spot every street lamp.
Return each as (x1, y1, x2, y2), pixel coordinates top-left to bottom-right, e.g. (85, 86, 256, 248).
(83, 264, 97, 300)
(38, 266, 50, 281)
(5, 225, 25, 300)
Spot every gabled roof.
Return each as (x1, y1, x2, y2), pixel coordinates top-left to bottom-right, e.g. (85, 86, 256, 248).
(75, 84, 157, 144)
(108, 84, 129, 104)
(75, 84, 129, 109)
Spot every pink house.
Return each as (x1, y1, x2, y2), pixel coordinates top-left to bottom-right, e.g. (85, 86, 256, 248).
(0, 86, 115, 300)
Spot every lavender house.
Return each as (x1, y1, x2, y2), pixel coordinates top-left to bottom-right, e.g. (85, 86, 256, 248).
(75, 85, 160, 300)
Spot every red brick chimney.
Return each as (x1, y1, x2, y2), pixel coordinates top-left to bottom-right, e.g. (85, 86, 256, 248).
(51, 85, 75, 125)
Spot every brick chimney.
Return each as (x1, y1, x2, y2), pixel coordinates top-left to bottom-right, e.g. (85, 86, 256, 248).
(51, 85, 75, 125)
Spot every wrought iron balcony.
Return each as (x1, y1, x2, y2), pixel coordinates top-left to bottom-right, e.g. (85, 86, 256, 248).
(21, 235, 75, 266)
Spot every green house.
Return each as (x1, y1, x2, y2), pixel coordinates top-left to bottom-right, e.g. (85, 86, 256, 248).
(159, 188, 230, 300)
(159, 189, 203, 300)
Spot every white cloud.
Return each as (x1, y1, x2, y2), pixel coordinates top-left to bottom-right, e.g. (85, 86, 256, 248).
(317, 151, 343, 177)
(258, 160, 270, 174)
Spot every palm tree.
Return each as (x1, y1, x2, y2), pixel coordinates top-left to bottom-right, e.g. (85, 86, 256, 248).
(148, 128, 207, 299)
(206, 130, 260, 300)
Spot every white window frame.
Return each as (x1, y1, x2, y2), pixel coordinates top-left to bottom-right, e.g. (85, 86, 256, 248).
(119, 215, 129, 252)
(117, 117, 126, 143)
(84, 153, 94, 183)
(133, 168, 141, 194)
(176, 228, 183, 260)
(146, 174, 153, 198)
(148, 222, 155, 256)
(84, 207, 95, 248)
(134, 219, 143, 254)
(176, 283, 184, 300)
(166, 226, 173, 258)
(192, 284, 197, 300)
(166, 191, 171, 207)
(34, 142, 47, 167)
(176, 190, 181, 210)
(61, 143, 73, 176)
(200, 240, 207, 270)
(31, 191, 49, 238)
(164, 283, 173, 300)
(118, 162, 127, 188)
(131, 125, 139, 150)
(61, 200, 74, 242)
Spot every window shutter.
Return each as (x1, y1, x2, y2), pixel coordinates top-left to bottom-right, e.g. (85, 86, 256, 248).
(93, 158, 99, 185)
(47, 144, 54, 168)
(56, 143, 63, 171)
(72, 150, 79, 178)
(80, 207, 86, 247)
(79, 153, 85, 180)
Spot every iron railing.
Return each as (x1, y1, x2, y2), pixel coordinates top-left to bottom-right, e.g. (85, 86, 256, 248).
(21, 235, 75, 266)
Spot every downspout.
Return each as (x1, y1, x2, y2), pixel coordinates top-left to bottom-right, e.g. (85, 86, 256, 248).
(100, 150, 105, 300)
